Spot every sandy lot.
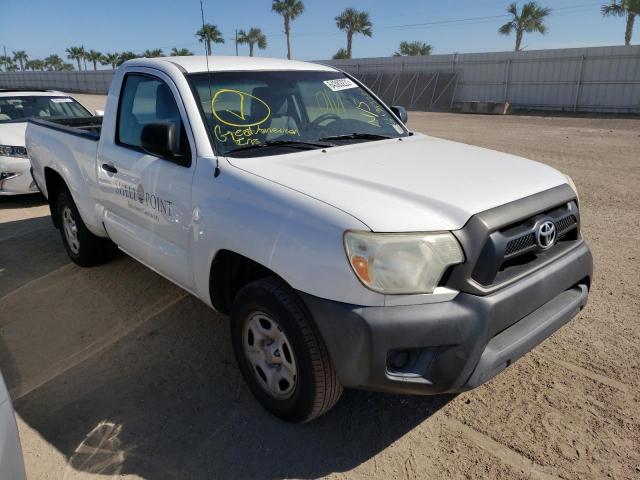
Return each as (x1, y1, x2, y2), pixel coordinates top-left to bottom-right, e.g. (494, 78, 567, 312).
(1, 96, 639, 479)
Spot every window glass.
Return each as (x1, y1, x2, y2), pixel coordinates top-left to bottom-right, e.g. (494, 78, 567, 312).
(0, 96, 90, 123)
(117, 74, 189, 157)
(188, 71, 407, 157)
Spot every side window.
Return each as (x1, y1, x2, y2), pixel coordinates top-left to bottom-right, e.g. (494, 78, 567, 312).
(117, 74, 191, 160)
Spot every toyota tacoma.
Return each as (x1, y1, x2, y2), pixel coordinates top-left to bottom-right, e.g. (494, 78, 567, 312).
(26, 56, 592, 423)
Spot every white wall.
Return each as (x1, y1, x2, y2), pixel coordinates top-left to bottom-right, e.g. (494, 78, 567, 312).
(322, 45, 640, 113)
(1, 46, 639, 112)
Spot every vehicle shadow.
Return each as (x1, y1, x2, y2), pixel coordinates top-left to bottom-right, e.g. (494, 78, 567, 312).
(1, 216, 454, 479)
(0, 216, 69, 298)
(0, 193, 47, 210)
(14, 294, 453, 479)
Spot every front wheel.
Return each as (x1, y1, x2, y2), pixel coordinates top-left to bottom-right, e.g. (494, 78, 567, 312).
(230, 278, 343, 423)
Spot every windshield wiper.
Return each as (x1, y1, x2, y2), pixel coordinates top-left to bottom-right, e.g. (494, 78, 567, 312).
(318, 133, 393, 142)
(227, 139, 333, 155)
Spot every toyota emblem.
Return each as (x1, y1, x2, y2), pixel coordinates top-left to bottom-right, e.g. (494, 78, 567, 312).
(537, 220, 556, 249)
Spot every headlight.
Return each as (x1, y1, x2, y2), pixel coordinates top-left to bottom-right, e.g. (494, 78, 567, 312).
(563, 173, 579, 205)
(0, 145, 28, 158)
(344, 231, 465, 294)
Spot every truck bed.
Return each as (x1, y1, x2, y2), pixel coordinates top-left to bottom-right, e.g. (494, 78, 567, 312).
(28, 116, 102, 141)
(26, 115, 102, 228)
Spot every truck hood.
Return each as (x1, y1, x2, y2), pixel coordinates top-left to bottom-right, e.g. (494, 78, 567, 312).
(0, 122, 27, 147)
(227, 133, 567, 232)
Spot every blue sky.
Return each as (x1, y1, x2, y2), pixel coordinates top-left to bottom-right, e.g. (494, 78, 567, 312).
(0, 0, 632, 67)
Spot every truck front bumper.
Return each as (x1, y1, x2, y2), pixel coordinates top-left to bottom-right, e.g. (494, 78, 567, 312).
(299, 241, 592, 395)
(0, 157, 39, 195)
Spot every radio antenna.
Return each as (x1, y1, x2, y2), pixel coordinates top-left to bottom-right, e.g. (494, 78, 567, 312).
(199, 0, 220, 177)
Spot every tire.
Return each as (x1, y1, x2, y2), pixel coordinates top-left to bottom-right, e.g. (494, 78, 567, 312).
(55, 190, 110, 267)
(230, 277, 343, 423)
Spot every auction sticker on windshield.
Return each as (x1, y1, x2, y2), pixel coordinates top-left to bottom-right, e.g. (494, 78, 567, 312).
(323, 78, 358, 92)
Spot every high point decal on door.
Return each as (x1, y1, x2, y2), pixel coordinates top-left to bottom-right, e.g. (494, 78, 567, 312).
(115, 181, 173, 222)
(323, 78, 358, 92)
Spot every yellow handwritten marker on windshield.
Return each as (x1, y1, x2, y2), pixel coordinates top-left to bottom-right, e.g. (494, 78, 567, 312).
(211, 89, 271, 128)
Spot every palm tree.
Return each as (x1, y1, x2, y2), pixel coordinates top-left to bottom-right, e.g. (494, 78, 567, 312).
(238, 28, 268, 56)
(0, 56, 16, 72)
(143, 49, 164, 58)
(499, 2, 551, 51)
(86, 50, 102, 70)
(395, 41, 433, 56)
(45, 54, 64, 71)
(12, 51, 28, 71)
(25, 59, 45, 71)
(335, 8, 373, 59)
(196, 24, 225, 55)
(61, 63, 75, 71)
(272, 0, 305, 60)
(66, 46, 85, 70)
(118, 51, 138, 66)
(332, 48, 349, 59)
(100, 53, 120, 69)
(601, 0, 640, 45)
(170, 47, 194, 56)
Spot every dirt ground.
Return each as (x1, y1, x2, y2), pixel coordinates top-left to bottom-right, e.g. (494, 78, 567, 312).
(1, 94, 639, 479)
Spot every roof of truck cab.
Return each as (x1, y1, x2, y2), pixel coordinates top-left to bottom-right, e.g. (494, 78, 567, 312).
(125, 55, 338, 73)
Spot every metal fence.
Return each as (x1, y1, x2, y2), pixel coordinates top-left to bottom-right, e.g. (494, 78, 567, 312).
(0, 70, 114, 94)
(354, 71, 458, 111)
(1, 46, 639, 112)
(322, 45, 640, 113)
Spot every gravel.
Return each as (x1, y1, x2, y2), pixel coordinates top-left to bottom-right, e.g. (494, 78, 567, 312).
(1, 102, 638, 479)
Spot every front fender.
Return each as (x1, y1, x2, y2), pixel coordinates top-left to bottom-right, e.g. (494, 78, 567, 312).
(190, 159, 384, 307)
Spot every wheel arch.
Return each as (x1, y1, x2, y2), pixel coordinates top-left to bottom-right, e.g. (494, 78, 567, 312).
(209, 249, 288, 315)
(44, 167, 69, 229)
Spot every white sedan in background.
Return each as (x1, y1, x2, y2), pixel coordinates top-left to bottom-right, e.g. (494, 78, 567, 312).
(0, 89, 96, 195)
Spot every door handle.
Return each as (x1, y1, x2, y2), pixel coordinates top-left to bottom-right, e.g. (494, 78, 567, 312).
(102, 163, 118, 174)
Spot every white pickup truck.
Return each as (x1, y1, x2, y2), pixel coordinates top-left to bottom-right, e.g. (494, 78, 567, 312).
(26, 56, 592, 423)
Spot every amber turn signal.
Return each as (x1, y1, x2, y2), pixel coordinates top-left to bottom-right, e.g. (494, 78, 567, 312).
(350, 255, 371, 283)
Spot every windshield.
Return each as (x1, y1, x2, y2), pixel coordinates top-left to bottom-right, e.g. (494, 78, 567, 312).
(0, 95, 90, 124)
(188, 71, 407, 157)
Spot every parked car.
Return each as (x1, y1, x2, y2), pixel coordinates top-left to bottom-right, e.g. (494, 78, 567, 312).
(0, 371, 26, 479)
(0, 89, 96, 195)
(26, 56, 592, 423)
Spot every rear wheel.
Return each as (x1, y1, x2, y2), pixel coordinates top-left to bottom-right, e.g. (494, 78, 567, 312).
(230, 277, 343, 423)
(55, 190, 110, 267)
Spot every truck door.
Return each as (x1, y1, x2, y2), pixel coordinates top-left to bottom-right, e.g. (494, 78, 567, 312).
(97, 70, 196, 290)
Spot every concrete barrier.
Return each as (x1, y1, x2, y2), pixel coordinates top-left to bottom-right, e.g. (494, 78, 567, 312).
(453, 101, 511, 115)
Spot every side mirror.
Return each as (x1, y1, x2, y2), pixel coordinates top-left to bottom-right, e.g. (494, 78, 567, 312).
(391, 105, 408, 124)
(94, 109, 104, 116)
(140, 122, 177, 159)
